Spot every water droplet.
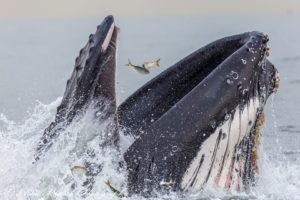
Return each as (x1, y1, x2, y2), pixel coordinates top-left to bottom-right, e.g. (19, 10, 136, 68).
(224, 114, 230, 120)
(210, 120, 216, 129)
(226, 79, 233, 85)
(241, 58, 247, 64)
(171, 146, 179, 152)
(231, 71, 239, 79)
(96, 112, 101, 117)
(242, 89, 249, 95)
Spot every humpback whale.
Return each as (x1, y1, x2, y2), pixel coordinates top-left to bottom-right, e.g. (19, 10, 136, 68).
(34, 15, 279, 196)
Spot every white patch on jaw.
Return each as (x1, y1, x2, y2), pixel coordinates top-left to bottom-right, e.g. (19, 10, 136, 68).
(180, 98, 260, 191)
(101, 23, 115, 52)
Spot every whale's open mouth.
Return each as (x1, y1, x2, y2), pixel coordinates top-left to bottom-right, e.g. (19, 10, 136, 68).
(34, 16, 279, 196)
(122, 31, 279, 194)
(118, 34, 248, 134)
(118, 33, 277, 137)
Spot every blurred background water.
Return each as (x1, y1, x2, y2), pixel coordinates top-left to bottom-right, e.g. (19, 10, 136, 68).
(0, 14, 299, 199)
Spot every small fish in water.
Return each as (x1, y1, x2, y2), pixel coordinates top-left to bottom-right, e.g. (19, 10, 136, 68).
(70, 166, 88, 175)
(143, 58, 160, 69)
(159, 179, 176, 188)
(125, 59, 150, 75)
(104, 180, 126, 198)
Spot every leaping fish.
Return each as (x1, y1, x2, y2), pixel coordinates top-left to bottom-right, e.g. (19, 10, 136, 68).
(125, 59, 150, 75)
(143, 58, 160, 69)
(104, 180, 126, 198)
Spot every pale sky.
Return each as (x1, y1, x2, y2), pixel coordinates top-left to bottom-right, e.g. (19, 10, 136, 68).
(0, 0, 299, 19)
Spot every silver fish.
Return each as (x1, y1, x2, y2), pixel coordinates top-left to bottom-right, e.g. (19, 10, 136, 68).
(70, 166, 88, 175)
(125, 59, 150, 75)
(104, 180, 126, 198)
(143, 58, 160, 69)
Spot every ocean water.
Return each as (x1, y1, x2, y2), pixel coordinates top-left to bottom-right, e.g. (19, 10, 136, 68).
(0, 14, 299, 199)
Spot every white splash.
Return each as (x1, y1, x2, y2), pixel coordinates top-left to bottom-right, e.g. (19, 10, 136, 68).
(0, 98, 126, 200)
(0, 97, 299, 200)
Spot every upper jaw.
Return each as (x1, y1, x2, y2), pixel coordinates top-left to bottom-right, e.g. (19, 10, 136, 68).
(93, 15, 116, 52)
(74, 16, 118, 85)
(62, 16, 118, 115)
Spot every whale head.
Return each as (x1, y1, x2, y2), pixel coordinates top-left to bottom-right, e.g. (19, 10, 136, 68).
(122, 31, 279, 194)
